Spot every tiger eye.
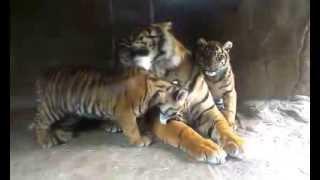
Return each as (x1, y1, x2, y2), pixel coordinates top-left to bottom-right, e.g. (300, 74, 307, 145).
(217, 54, 224, 61)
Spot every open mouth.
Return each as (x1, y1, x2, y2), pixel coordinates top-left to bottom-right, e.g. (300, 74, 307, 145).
(159, 110, 181, 125)
(205, 70, 217, 77)
(133, 56, 153, 70)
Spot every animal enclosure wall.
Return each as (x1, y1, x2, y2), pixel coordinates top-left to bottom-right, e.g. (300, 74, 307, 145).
(10, 0, 310, 109)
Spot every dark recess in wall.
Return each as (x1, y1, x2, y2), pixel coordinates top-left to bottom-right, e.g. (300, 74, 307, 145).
(10, 0, 310, 107)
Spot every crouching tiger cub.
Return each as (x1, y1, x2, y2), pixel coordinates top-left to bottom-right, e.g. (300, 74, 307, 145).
(30, 66, 188, 148)
(117, 22, 245, 163)
(195, 38, 237, 129)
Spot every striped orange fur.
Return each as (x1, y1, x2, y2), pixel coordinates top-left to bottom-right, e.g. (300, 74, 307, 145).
(117, 22, 245, 163)
(31, 66, 187, 148)
(195, 38, 237, 129)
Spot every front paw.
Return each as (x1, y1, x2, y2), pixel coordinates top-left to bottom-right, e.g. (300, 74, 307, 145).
(220, 132, 245, 158)
(211, 121, 245, 158)
(186, 138, 227, 165)
(130, 136, 152, 147)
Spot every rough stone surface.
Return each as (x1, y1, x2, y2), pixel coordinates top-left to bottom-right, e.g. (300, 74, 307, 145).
(11, 97, 309, 180)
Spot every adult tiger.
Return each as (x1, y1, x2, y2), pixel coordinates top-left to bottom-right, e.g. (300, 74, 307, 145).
(195, 38, 237, 129)
(30, 66, 188, 148)
(117, 22, 245, 163)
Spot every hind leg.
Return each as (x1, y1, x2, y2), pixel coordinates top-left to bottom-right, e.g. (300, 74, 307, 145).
(34, 123, 74, 148)
(32, 105, 70, 148)
(33, 126, 58, 148)
(50, 116, 80, 143)
(51, 127, 74, 144)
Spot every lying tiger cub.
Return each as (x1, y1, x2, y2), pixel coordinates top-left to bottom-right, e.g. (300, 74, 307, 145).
(195, 38, 238, 130)
(30, 66, 188, 148)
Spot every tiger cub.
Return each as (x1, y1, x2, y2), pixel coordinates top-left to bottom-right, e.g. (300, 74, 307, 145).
(195, 38, 237, 129)
(30, 66, 188, 148)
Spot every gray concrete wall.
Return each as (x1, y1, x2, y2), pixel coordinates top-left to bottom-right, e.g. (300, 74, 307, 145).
(10, 0, 310, 109)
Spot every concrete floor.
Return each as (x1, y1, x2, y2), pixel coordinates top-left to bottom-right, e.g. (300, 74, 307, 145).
(10, 98, 310, 180)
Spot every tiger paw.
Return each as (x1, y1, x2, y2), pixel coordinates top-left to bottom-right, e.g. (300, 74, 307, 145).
(35, 128, 59, 148)
(211, 120, 245, 159)
(220, 132, 245, 159)
(224, 116, 237, 131)
(53, 129, 73, 143)
(131, 136, 152, 147)
(186, 139, 227, 165)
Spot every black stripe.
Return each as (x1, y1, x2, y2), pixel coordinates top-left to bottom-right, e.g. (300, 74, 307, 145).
(188, 71, 202, 92)
(140, 77, 149, 114)
(150, 27, 166, 62)
(207, 126, 214, 137)
(69, 72, 82, 112)
(162, 107, 179, 115)
(83, 77, 95, 114)
(222, 90, 233, 97)
(188, 57, 196, 80)
(112, 95, 119, 115)
(46, 74, 56, 114)
(91, 103, 97, 116)
(43, 103, 56, 123)
(195, 105, 215, 122)
(52, 132, 64, 144)
(156, 27, 165, 53)
(190, 90, 210, 114)
(74, 72, 88, 111)
(147, 89, 163, 108)
(219, 80, 233, 89)
(57, 71, 67, 111)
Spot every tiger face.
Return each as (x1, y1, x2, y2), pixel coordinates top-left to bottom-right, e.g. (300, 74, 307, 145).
(118, 22, 178, 71)
(156, 85, 188, 118)
(195, 38, 233, 77)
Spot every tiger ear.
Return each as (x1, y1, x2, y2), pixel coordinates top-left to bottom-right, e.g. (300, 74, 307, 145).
(152, 22, 172, 31)
(223, 41, 233, 52)
(161, 21, 172, 30)
(197, 38, 207, 46)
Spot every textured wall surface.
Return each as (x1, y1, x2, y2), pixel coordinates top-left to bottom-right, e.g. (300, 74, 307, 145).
(10, 0, 310, 107)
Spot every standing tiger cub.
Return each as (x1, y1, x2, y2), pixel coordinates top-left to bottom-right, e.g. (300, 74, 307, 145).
(30, 66, 188, 148)
(195, 38, 237, 129)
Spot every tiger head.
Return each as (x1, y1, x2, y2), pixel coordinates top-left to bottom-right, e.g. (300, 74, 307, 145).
(118, 22, 187, 72)
(195, 38, 233, 77)
(151, 84, 188, 124)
